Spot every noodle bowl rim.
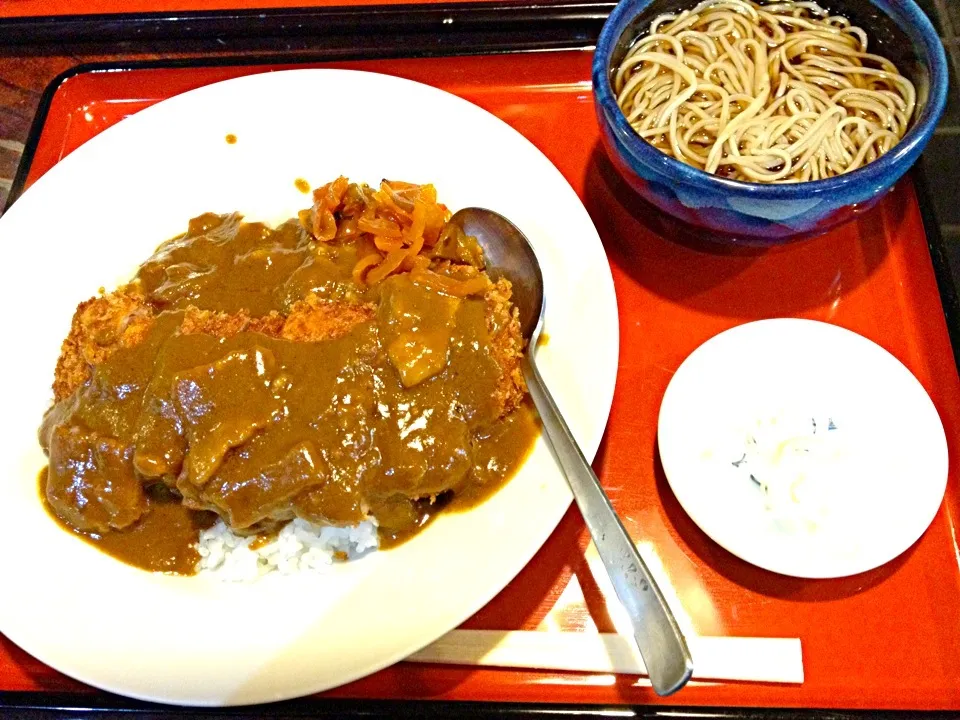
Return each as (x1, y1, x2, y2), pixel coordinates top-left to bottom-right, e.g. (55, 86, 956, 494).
(593, 0, 947, 195)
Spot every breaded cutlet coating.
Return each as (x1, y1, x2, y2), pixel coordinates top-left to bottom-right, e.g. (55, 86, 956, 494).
(484, 278, 527, 417)
(180, 307, 286, 338)
(179, 294, 375, 342)
(53, 286, 155, 402)
(53, 285, 524, 421)
(281, 293, 376, 342)
(428, 262, 527, 417)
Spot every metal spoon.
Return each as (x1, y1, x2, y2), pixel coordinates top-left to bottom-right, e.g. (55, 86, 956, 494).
(450, 208, 694, 697)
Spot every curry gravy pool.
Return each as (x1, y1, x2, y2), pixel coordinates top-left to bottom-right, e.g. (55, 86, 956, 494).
(38, 178, 538, 574)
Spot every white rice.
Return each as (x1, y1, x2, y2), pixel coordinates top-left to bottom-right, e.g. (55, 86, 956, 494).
(196, 517, 378, 581)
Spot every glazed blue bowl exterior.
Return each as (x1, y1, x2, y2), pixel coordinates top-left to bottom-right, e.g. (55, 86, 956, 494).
(593, 0, 948, 244)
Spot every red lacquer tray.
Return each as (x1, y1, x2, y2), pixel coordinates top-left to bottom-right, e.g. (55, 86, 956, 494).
(3, 50, 960, 713)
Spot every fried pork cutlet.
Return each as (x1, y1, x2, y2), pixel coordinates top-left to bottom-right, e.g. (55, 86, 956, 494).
(40, 178, 542, 576)
(46, 268, 528, 542)
(52, 285, 155, 402)
(179, 292, 377, 344)
(484, 278, 526, 417)
(53, 286, 524, 421)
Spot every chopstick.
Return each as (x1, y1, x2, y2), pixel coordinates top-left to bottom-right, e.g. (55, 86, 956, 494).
(407, 630, 804, 684)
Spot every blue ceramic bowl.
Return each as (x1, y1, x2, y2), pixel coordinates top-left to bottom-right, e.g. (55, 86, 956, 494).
(592, 0, 948, 244)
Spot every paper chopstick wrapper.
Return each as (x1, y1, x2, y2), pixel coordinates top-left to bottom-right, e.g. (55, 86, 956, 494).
(408, 630, 803, 684)
(410, 540, 803, 684)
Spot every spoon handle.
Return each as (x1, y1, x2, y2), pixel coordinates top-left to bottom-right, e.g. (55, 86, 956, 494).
(522, 355, 694, 696)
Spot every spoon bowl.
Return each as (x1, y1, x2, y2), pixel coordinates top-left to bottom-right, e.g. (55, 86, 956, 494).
(450, 207, 695, 697)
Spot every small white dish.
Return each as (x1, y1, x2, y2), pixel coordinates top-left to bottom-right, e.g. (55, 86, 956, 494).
(657, 318, 948, 579)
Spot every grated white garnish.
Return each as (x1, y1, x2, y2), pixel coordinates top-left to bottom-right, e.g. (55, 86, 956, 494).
(732, 414, 843, 533)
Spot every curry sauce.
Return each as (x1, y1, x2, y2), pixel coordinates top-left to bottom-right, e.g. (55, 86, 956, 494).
(39, 178, 537, 574)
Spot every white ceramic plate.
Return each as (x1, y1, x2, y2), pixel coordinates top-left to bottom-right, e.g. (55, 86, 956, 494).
(0, 69, 618, 706)
(658, 319, 948, 579)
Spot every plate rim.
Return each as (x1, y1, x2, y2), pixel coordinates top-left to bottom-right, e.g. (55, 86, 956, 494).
(0, 67, 620, 705)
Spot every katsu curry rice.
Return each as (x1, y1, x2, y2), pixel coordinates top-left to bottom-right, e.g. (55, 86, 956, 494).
(38, 178, 539, 578)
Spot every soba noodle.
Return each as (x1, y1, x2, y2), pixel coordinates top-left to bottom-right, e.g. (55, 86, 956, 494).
(613, 0, 916, 182)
